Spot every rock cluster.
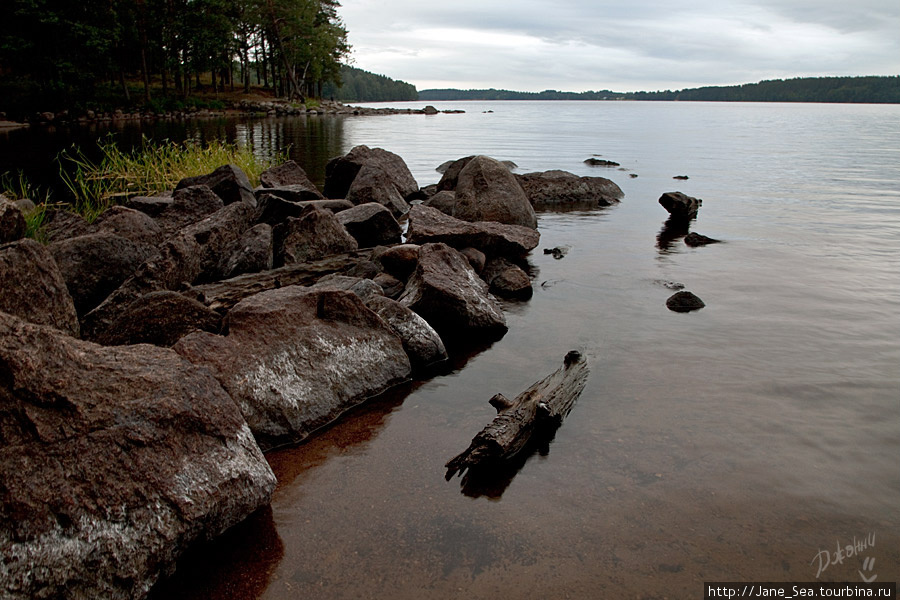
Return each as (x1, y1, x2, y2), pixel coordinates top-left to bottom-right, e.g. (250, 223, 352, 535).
(3, 145, 630, 597)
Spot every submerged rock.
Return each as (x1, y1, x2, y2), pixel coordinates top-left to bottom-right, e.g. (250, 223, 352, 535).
(0, 311, 276, 600)
(684, 232, 721, 247)
(174, 287, 411, 450)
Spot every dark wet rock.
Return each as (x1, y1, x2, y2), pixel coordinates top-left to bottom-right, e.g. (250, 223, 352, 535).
(422, 189, 457, 215)
(336, 202, 402, 248)
(405, 205, 540, 259)
(126, 193, 174, 217)
(423, 105, 439, 115)
(629, 173, 639, 178)
(273, 206, 358, 267)
(175, 164, 257, 207)
(374, 244, 420, 280)
(684, 232, 721, 247)
(453, 156, 537, 228)
(516, 170, 623, 209)
(344, 164, 411, 216)
(436, 156, 475, 191)
(481, 256, 533, 300)
(0, 198, 26, 243)
(420, 183, 439, 197)
(459, 247, 486, 274)
(373, 272, 405, 299)
(673, 175, 690, 180)
(93, 205, 163, 246)
(656, 280, 685, 290)
(185, 202, 258, 283)
(666, 291, 706, 312)
(259, 160, 319, 191)
(157, 185, 225, 238)
(398, 242, 507, 339)
(98, 290, 222, 346)
(364, 295, 448, 369)
(543, 246, 569, 259)
(256, 193, 352, 225)
(659, 191, 702, 221)
(41, 209, 93, 242)
(224, 223, 273, 278)
(324, 145, 419, 201)
(584, 158, 619, 167)
(81, 231, 203, 342)
(49, 233, 155, 316)
(255, 184, 324, 203)
(173, 287, 411, 450)
(0, 311, 276, 600)
(341, 259, 381, 280)
(436, 159, 456, 174)
(309, 274, 385, 303)
(0, 239, 80, 336)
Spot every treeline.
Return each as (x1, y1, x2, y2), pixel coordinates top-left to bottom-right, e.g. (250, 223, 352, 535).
(420, 76, 900, 104)
(0, 0, 349, 114)
(321, 65, 417, 102)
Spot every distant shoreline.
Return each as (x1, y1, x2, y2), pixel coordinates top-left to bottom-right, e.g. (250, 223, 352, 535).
(418, 75, 900, 104)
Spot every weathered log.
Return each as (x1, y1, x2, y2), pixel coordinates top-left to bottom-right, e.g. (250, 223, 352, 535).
(445, 350, 589, 479)
(188, 249, 374, 313)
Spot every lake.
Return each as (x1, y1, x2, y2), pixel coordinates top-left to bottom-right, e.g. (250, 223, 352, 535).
(3, 101, 899, 598)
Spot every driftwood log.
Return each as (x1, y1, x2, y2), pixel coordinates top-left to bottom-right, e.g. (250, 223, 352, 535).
(445, 350, 589, 479)
(188, 250, 374, 313)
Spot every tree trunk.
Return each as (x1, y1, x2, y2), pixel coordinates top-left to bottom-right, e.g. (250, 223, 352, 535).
(136, 0, 152, 103)
(445, 351, 589, 479)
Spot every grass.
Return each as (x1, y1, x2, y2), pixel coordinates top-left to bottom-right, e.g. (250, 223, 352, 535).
(58, 136, 285, 222)
(3, 137, 286, 240)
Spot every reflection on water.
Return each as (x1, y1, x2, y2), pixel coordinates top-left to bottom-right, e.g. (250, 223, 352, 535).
(4, 103, 899, 598)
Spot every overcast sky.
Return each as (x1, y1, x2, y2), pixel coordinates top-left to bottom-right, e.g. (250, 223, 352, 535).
(337, 0, 900, 92)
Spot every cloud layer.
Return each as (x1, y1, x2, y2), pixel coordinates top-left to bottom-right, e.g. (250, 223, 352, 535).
(338, 0, 900, 92)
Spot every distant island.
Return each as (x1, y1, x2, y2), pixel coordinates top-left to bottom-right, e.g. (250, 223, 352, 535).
(418, 76, 900, 104)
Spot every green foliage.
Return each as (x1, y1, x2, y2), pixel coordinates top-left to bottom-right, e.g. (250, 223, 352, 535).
(322, 65, 418, 102)
(419, 76, 900, 104)
(58, 136, 284, 222)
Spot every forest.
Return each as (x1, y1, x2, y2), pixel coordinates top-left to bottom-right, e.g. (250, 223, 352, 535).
(322, 65, 417, 103)
(0, 0, 350, 115)
(419, 76, 900, 104)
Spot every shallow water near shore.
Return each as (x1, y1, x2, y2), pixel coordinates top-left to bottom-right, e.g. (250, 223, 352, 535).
(4, 101, 899, 598)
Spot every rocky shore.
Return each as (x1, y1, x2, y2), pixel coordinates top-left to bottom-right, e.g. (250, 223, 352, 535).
(1, 145, 623, 598)
(1, 100, 464, 128)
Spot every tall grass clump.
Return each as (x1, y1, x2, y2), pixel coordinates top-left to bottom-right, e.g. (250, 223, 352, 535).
(0, 170, 54, 243)
(59, 136, 285, 222)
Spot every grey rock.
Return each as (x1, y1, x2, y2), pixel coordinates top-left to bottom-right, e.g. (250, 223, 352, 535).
(259, 160, 319, 191)
(0, 239, 79, 336)
(345, 164, 411, 216)
(374, 244, 420, 280)
(273, 206, 358, 266)
(126, 194, 174, 217)
(422, 190, 457, 215)
(373, 272, 405, 299)
(453, 155, 537, 228)
(256, 194, 352, 225)
(365, 295, 448, 369)
(516, 170, 623, 209)
(175, 164, 257, 207)
(0, 198, 26, 243)
(481, 256, 533, 300)
(0, 312, 276, 600)
(99, 290, 222, 346)
(324, 145, 419, 201)
(336, 202, 403, 248)
(157, 185, 224, 238)
(224, 223, 273, 278)
(174, 287, 411, 450)
(405, 204, 540, 259)
(93, 205, 163, 246)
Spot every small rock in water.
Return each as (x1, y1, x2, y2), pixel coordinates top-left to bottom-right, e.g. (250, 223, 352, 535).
(673, 175, 690, 180)
(666, 291, 705, 312)
(684, 232, 721, 247)
(543, 246, 570, 259)
(584, 158, 620, 167)
(629, 173, 639, 178)
(655, 280, 685, 290)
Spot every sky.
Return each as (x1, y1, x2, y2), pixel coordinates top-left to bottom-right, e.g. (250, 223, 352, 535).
(337, 0, 900, 92)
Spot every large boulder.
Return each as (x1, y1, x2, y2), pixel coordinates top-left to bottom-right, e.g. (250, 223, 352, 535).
(659, 191, 702, 221)
(156, 185, 224, 238)
(49, 233, 156, 316)
(364, 295, 448, 370)
(183, 201, 258, 283)
(255, 193, 352, 225)
(97, 290, 222, 347)
(481, 256, 533, 300)
(174, 164, 257, 207)
(256, 184, 324, 203)
(41, 209, 93, 242)
(273, 206, 358, 266)
(126, 193, 174, 218)
(0, 197, 26, 243)
(323, 145, 419, 201)
(398, 242, 507, 339)
(516, 170, 623, 209)
(452, 155, 537, 228)
(405, 204, 540, 259)
(344, 165, 410, 216)
(173, 287, 412, 450)
(335, 202, 403, 248)
(259, 160, 319, 192)
(223, 223, 274, 279)
(93, 205, 164, 246)
(0, 312, 276, 600)
(436, 156, 475, 191)
(0, 239, 79, 337)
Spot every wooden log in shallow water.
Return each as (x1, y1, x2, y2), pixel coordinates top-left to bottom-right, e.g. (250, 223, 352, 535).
(445, 350, 589, 479)
(189, 250, 374, 313)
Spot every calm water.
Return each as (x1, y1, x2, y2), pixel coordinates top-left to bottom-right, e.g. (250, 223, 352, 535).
(4, 102, 899, 598)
